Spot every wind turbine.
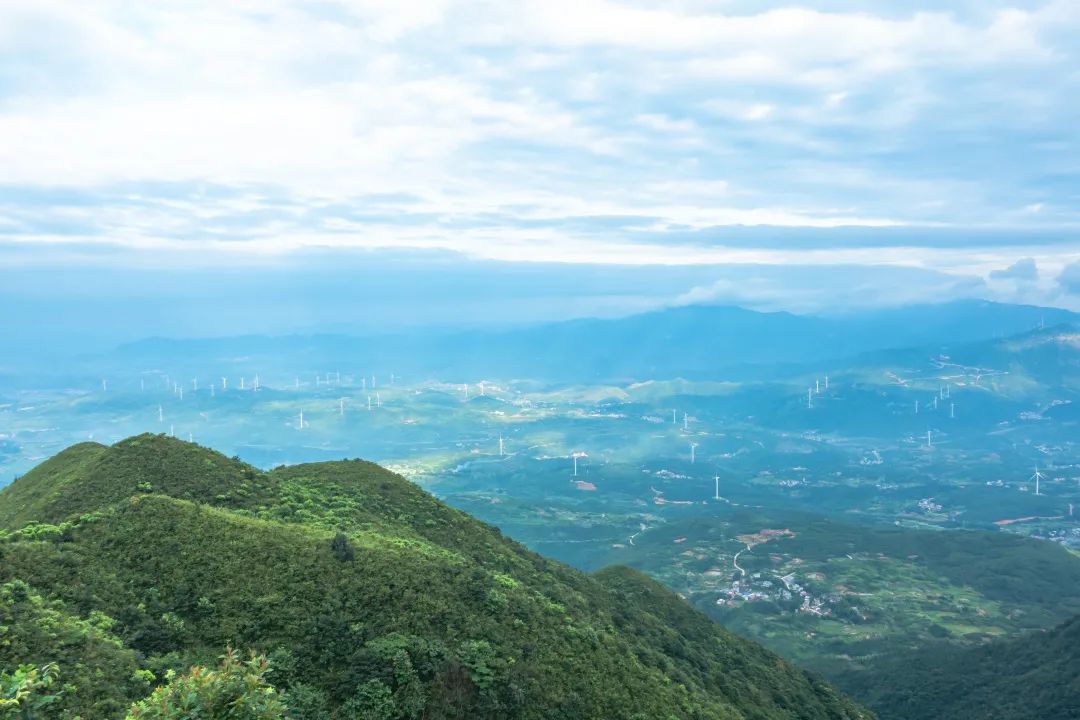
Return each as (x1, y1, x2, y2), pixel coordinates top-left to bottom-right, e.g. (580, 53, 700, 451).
(1030, 465, 1045, 495)
(926, 430, 932, 448)
(298, 410, 306, 430)
(714, 474, 720, 500)
(464, 384, 469, 399)
(158, 405, 164, 423)
(192, 378, 198, 391)
(376, 392, 381, 408)
(253, 375, 260, 391)
(572, 451, 587, 476)
(367, 395, 372, 410)
(222, 377, 228, 391)
(498, 436, 505, 457)
(824, 375, 829, 391)
(950, 403, 955, 419)
(915, 400, 919, 415)
(480, 381, 485, 396)
(683, 412, 689, 431)
(807, 388, 813, 409)
(339, 398, 345, 416)
(240, 377, 245, 390)
(815, 378, 820, 394)
(690, 442, 698, 464)
(672, 409, 677, 424)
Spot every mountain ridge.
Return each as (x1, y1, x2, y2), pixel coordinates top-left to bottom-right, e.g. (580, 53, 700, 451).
(0, 434, 871, 719)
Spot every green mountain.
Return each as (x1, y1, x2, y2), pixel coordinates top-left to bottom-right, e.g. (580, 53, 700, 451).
(839, 614, 1080, 720)
(0, 434, 869, 719)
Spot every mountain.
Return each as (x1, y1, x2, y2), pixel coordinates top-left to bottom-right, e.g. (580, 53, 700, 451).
(0, 434, 870, 719)
(837, 614, 1080, 720)
(27, 300, 1067, 389)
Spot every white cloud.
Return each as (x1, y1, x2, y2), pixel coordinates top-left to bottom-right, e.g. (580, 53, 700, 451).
(0, 0, 1078, 315)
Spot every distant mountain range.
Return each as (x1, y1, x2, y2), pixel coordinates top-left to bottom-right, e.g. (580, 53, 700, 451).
(83, 300, 1075, 384)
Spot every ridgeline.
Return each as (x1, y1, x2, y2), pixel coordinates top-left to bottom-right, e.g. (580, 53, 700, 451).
(0, 434, 869, 719)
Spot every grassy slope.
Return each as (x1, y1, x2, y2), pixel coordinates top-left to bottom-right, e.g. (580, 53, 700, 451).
(0, 434, 870, 720)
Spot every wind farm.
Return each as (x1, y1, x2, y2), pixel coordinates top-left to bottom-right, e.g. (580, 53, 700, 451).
(2, 304, 1078, 707)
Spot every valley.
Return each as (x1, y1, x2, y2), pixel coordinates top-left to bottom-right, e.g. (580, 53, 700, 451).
(3, 311, 1079, 717)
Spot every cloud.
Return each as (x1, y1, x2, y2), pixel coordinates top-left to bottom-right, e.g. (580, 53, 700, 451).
(670, 264, 990, 313)
(1059, 262, 1080, 295)
(990, 257, 1039, 284)
(0, 0, 1078, 313)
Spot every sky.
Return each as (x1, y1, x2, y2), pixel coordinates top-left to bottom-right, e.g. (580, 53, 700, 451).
(2, 0, 1079, 332)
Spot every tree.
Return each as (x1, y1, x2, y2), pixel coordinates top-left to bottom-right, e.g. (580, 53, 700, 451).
(330, 532, 355, 561)
(0, 663, 61, 720)
(126, 648, 286, 719)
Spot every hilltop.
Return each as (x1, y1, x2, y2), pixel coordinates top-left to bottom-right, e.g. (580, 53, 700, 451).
(0, 434, 870, 719)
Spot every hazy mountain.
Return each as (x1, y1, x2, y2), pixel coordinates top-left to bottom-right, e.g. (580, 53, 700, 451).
(72, 300, 1076, 386)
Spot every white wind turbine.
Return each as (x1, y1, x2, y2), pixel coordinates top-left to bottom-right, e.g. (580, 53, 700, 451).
(713, 474, 720, 500)
(690, 442, 699, 464)
(572, 451, 588, 477)
(1030, 464, 1045, 495)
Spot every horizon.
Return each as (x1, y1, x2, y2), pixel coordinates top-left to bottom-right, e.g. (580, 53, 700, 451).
(3, 1, 1079, 338)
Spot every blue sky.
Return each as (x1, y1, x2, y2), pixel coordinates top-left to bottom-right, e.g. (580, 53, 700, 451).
(1, 0, 1079, 322)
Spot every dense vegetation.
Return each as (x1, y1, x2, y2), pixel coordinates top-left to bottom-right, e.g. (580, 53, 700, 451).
(836, 614, 1080, 720)
(0, 434, 870, 719)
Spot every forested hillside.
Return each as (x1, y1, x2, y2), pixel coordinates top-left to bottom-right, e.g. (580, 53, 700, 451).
(0, 434, 869, 719)
(836, 615, 1080, 720)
